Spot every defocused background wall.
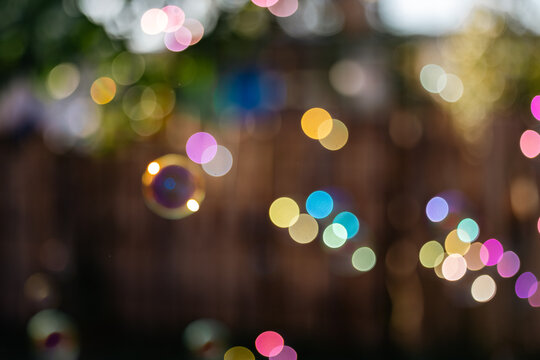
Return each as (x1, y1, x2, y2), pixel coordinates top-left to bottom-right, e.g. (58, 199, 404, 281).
(1, 0, 540, 359)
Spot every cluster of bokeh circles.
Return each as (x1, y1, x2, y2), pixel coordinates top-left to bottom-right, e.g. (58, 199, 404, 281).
(140, 5, 204, 52)
(519, 95, 540, 159)
(300, 107, 349, 151)
(420, 194, 540, 306)
(225, 330, 296, 360)
(269, 190, 376, 272)
(419, 64, 464, 103)
(142, 131, 233, 219)
(250, 0, 299, 18)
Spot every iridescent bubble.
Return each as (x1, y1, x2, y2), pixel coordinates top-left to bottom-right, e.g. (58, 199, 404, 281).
(269, 0, 298, 17)
(140, 8, 168, 35)
(445, 229, 470, 256)
(301, 107, 332, 140)
(184, 19, 205, 45)
(425, 196, 449, 222)
(479, 239, 503, 266)
(497, 251, 520, 278)
(202, 145, 233, 177)
(515, 272, 538, 299)
(322, 223, 347, 249)
(288, 214, 318, 244)
(183, 319, 229, 358)
(270, 345, 297, 360)
(418, 240, 444, 268)
(442, 254, 467, 281)
(225, 346, 255, 360)
(457, 218, 479, 243)
(90, 77, 116, 105)
(186, 132, 218, 164)
(352, 247, 376, 272)
(531, 95, 540, 121)
(47, 63, 80, 99)
(306, 190, 333, 219)
(333, 211, 359, 239)
(519, 130, 540, 159)
(27, 309, 78, 357)
(269, 197, 299, 228)
(251, 0, 279, 8)
(464, 242, 485, 271)
(318, 119, 349, 151)
(471, 274, 496, 303)
(162, 5, 185, 33)
(142, 154, 205, 219)
(255, 331, 284, 357)
(419, 64, 446, 94)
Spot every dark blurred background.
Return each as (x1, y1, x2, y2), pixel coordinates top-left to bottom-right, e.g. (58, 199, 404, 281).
(2, 0, 540, 359)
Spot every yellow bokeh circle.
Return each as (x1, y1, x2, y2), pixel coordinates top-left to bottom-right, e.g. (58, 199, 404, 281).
(90, 77, 116, 105)
(269, 197, 300, 228)
(301, 107, 332, 139)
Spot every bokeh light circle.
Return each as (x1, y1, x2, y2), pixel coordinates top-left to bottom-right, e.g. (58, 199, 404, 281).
(184, 19, 205, 45)
(202, 145, 233, 177)
(318, 119, 349, 151)
(47, 63, 80, 100)
(301, 107, 332, 139)
(186, 132, 218, 164)
(329, 60, 364, 96)
(333, 211, 359, 239)
(515, 272, 538, 299)
(497, 251, 520, 278)
(439, 74, 463, 103)
(269, 0, 298, 17)
(142, 154, 205, 219)
(464, 242, 485, 271)
(162, 5, 185, 33)
(457, 218, 479, 243)
(420, 64, 446, 94)
(531, 95, 540, 121)
(224, 346, 255, 360)
(140, 8, 168, 35)
(529, 284, 540, 307)
(288, 214, 318, 244)
(444, 229, 470, 256)
(306, 190, 333, 219)
(519, 130, 540, 159)
(322, 223, 347, 249)
(90, 77, 116, 105)
(251, 0, 279, 7)
(270, 345, 297, 360)
(471, 274, 496, 303)
(442, 254, 467, 281)
(255, 331, 284, 357)
(480, 239, 503, 266)
(352, 247, 376, 272)
(426, 196, 449, 222)
(419, 240, 445, 268)
(269, 197, 300, 228)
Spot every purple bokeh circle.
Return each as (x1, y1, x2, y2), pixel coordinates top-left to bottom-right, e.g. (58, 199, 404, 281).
(497, 251, 520, 278)
(270, 346, 297, 360)
(186, 132, 218, 164)
(515, 272, 538, 299)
